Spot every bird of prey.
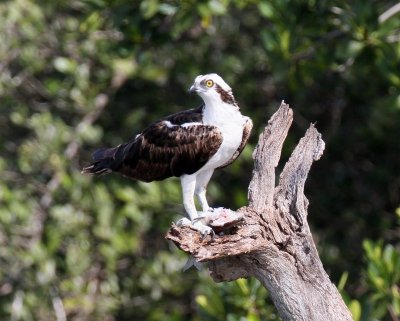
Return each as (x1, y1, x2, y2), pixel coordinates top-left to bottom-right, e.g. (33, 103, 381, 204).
(82, 73, 252, 237)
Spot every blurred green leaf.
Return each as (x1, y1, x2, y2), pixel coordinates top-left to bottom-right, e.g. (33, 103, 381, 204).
(348, 300, 361, 321)
(54, 57, 78, 74)
(140, 0, 160, 19)
(258, 1, 274, 19)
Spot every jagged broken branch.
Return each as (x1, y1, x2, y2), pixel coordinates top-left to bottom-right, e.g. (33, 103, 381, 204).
(166, 102, 353, 321)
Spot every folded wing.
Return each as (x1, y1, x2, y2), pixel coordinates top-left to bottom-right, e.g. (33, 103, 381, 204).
(82, 107, 223, 182)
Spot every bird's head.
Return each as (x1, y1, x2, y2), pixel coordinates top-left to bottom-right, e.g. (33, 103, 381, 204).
(189, 73, 237, 106)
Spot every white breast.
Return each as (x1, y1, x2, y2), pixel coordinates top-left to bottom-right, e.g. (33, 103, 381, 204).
(198, 101, 246, 172)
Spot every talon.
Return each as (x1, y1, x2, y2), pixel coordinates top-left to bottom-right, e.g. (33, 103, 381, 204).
(201, 229, 215, 241)
(176, 217, 215, 239)
(192, 221, 214, 240)
(209, 229, 216, 240)
(201, 228, 215, 240)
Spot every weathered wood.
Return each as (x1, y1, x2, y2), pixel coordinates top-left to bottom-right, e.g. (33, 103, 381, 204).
(166, 102, 353, 321)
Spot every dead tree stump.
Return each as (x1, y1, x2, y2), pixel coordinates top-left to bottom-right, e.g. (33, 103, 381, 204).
(166, 102, 354, 321)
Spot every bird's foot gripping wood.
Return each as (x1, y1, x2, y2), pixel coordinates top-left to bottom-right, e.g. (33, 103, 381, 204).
(176, 217, 214, 239)
(174, 208, 245, 271)
(176, 208, 244, 239)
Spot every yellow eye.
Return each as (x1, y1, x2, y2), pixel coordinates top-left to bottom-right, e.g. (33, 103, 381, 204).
(206, 80, 214, 87)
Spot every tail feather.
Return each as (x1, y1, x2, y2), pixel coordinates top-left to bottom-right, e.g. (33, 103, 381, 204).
(81, 161, 113, 176)
(82, 146, 120, 176)
(92, 146, 118, 161)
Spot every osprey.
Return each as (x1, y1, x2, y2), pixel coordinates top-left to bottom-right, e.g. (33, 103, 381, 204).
(82, 73, 252, 237)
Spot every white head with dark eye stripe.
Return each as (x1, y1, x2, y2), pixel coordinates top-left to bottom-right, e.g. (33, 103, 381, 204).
(189, 73, 237, 107)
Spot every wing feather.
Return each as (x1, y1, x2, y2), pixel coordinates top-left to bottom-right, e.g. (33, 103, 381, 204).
(82, 105, 222, 181)
(118, 120, 222, 181)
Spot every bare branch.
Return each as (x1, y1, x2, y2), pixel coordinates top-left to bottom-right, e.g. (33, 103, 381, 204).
(274, 123, 325, 227)
(167, 207, 263, 263)
(166, 103, 353, 321)
(248, 102, 293, 213)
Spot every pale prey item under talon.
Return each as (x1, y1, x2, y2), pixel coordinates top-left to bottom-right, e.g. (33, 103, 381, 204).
(187, 207, 244, 232)
(204, 207, 244, 233)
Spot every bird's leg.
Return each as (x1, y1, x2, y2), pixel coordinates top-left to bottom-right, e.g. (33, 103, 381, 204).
(194, 169, 214, 211)
(177, 174, 213, 271)
(197, 189, 210, 212)
(177, 174, 213, 238)
(180, 174, 197, 221)
(193, 170, 215, 225)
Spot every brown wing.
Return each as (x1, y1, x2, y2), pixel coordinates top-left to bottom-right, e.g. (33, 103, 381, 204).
(115, 120, 223, 182)
(82, 106, 222, 181)
(218, 116, 253, 169)
(162, 105, 203, 125)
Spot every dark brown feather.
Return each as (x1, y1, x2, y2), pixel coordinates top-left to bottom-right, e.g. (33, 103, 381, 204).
(162, 105, 203, 125)
(215, 84, 237, 106)
(82, 106, 224, 182)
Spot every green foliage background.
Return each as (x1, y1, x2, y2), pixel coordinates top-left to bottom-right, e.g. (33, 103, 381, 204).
(0, 0, 399, 320)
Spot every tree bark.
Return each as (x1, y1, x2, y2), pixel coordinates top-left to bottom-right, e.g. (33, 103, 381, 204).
(166, 102, 353, 321)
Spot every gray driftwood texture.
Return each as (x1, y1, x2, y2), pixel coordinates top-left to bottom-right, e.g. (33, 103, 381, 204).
(166, 102, 354, 321)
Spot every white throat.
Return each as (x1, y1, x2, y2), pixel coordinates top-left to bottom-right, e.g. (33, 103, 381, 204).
(202, 97, 242, 126)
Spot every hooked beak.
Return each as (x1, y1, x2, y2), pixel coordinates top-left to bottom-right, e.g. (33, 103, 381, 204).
(188, 85, 197, 93)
